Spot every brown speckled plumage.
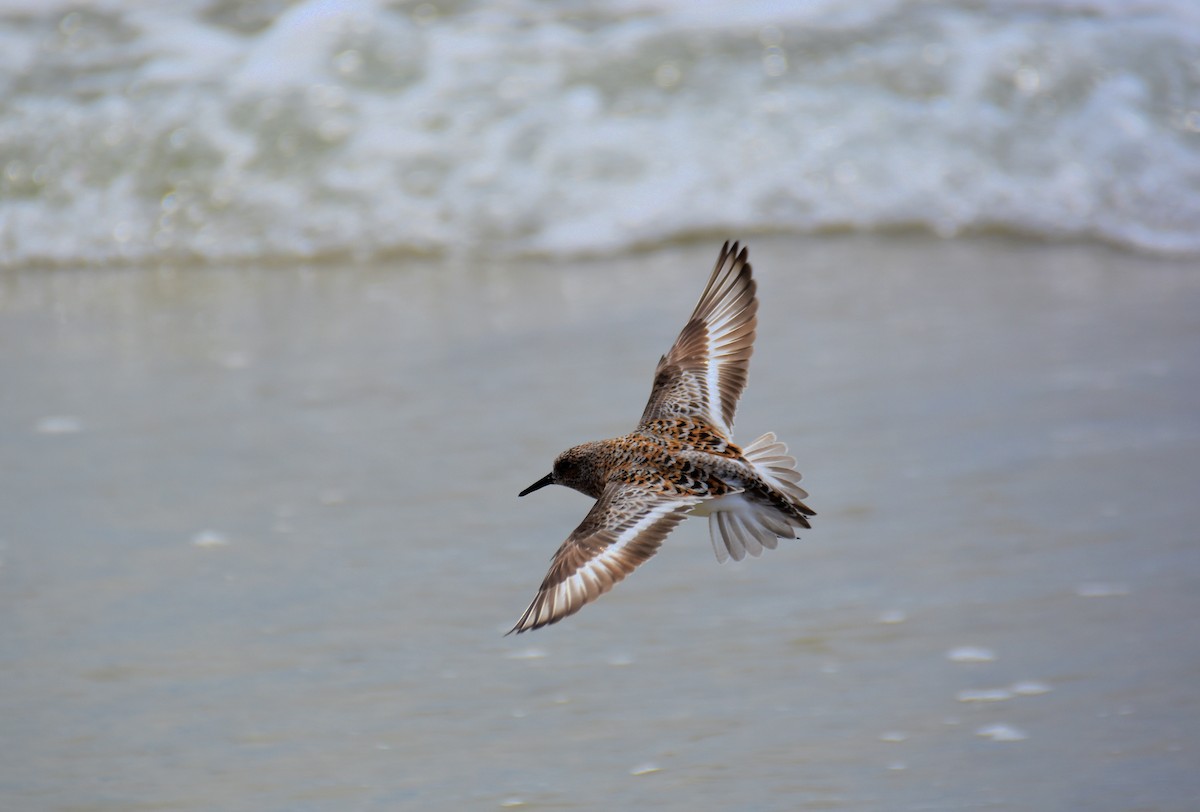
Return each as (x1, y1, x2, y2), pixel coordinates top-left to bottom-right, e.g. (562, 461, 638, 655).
(510, 242, 815, 634)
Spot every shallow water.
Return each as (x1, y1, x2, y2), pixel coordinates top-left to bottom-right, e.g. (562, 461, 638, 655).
(2, 236, 1199, 810)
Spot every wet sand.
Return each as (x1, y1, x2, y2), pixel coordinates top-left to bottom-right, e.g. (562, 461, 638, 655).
(1, 235, 1198, 810)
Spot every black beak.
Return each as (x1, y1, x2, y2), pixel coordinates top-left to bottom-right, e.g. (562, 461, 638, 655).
(519, 473, 554, 497)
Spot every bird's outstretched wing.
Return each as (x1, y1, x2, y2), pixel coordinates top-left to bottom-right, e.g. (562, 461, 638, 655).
(638, 241, 757, 437)
(508, 483, 702, 634)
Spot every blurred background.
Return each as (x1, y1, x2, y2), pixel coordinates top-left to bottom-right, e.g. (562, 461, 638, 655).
(2, 2, 1199, 811)
(1, 0, 1198, 266)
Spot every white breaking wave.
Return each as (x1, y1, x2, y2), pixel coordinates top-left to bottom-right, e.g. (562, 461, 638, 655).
(1, 0, 1198, 266)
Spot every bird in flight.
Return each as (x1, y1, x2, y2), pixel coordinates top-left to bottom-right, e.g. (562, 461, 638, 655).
(510, 241, 815, 633)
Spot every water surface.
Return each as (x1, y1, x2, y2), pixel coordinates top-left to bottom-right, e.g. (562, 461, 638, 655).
(1, 236, 1198, 810)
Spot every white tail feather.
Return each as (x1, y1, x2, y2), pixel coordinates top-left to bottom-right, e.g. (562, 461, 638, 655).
(706, 491, 802, 563)
(742, 432, 810, 505)
(706, 432, 810, 563)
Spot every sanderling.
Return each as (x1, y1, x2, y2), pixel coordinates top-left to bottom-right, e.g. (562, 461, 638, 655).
(510, 241, 815, 633)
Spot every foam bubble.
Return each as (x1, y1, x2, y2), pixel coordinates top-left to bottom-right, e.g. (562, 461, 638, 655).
(1075, 582, 1130, 598)
(1010, 680, 1052, 696)
(34, 416, 83, 434)
(946, 646, 997, 663)
(191, 529, 230, 548)
(976, 723, 1028, 742)
(957, 688, 1014, 703)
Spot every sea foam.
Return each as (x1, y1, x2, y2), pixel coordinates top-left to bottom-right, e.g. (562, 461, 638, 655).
(2, 0, 1198, 267)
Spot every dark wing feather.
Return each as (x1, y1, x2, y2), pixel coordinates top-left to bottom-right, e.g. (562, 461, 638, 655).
(638, 241, 757, 436)
(508, 484, 701, 633)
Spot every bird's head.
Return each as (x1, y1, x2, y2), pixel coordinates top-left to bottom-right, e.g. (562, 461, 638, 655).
(519, 442, 605, 499)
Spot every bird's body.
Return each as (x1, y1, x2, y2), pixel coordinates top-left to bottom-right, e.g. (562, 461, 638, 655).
(510, 242, 815, 633)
